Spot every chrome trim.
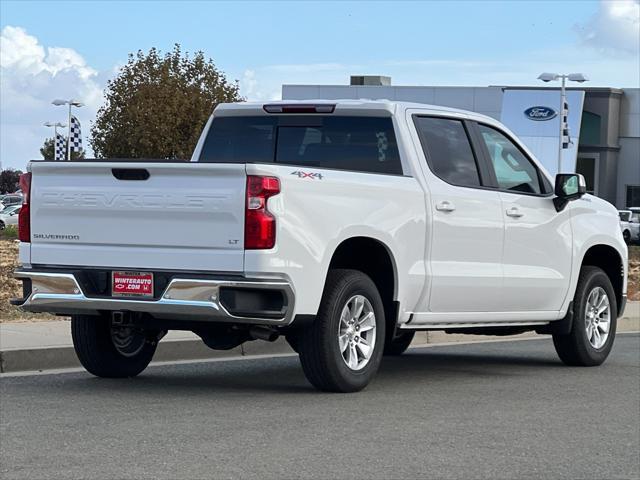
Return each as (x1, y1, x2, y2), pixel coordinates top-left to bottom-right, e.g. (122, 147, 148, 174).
(14, 270, 295, 326)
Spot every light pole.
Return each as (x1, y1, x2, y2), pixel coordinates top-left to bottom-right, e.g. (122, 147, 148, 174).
(43, 122, 67, 160)
(52, 99, 84, 160)
(537, 72, 588, 174)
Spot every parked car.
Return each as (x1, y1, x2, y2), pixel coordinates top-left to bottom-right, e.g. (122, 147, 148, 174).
(0, 194, 23, 210)
(0, 205, 21, 230)
(619, 210, 640, 244)
(12, 100, 628, 392)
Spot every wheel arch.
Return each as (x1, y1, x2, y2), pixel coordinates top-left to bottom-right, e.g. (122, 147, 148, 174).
(327, 236, 399, 333)
(580, 244, 625, 314)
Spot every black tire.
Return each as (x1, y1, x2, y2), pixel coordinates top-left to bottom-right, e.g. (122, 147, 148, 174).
(71, 314, 157, 378)
(623, 230, 631, 244)
(285, 332, 301, 353)
(297, 269, 385, 393)
(552, 266, 617, 366)
(384, 330, 415, 356)
(0, 221, 5, 230)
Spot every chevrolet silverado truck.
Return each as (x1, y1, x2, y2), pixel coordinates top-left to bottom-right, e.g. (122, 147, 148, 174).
(12, 100, 628, 392)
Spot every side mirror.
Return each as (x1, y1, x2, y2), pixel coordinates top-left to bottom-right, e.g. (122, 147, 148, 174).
(554, 173, 586, 212)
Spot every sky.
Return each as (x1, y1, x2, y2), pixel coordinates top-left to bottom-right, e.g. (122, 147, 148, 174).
(1, 0, 639, 171)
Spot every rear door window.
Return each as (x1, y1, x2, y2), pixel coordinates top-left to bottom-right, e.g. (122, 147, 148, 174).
(198, 116, 402, 175)
(413, 116, 482, 187)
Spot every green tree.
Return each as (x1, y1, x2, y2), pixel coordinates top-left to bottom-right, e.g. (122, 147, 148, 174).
(90, 44, 243, 159)
(40, 137, 85, 161)
(40, 138, 54, 160)
(0, 169, 22, 194)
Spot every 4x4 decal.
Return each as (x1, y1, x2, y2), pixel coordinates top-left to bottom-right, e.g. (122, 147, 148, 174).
(291, 170, 323, 180)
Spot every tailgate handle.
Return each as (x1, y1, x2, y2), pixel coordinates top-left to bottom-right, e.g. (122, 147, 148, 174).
(112, 168, 150, 181)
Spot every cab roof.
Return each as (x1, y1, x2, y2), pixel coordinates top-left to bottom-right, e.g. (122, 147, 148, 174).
(214, 99, 498, 123)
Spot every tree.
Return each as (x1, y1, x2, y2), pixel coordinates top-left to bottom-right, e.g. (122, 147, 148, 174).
(90, 44, 243, 159)
(40, 138, 54, 160)
(0, 169, 22, 194)
(40, 137, 85, 161)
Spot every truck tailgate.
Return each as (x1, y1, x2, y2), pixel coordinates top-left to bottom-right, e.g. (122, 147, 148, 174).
(28, 162, 246, 272)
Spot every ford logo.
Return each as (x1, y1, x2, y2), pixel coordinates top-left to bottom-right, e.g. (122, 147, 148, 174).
(524, 106, 557, 121)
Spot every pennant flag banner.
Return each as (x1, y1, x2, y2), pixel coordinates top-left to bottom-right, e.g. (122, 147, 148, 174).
(55, 133, 66, 161)
(69, 115, 82, 153)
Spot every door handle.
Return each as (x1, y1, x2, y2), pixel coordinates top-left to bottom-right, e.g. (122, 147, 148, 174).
(435, 201, 456, 212)
(112, 168, 150, 181)
(506, 207, 524, 218)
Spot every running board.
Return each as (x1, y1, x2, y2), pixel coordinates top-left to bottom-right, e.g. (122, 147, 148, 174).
(399, 321, 550, 330)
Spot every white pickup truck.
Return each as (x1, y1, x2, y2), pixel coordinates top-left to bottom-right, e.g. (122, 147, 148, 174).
(13, 100, 628, 392)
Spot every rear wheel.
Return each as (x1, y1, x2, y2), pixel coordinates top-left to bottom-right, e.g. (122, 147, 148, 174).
(552, 266, 617, 366)
(285, 332, 301, 353)
(71, 314, 158, 378)
(623, 230, 631, 244)
(297, 269, 385, 392)
(0, 221, 5, 230)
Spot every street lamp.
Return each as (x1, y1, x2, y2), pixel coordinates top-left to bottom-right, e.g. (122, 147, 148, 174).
(52, 99, 84, 160)
(43, 122, 67, 161)
(537, 73, 588, 174)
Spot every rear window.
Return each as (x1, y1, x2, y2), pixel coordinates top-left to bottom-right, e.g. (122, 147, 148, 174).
(198, 116, 403, 175)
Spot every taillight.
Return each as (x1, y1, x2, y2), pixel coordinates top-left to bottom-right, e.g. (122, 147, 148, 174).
(18, 172, 31, 242)
(245, 175, 280, 249)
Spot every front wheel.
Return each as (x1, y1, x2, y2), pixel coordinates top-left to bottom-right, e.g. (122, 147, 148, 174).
(384, 331, 415, 356)
(297, 269, 385, 392)
(552, 266, 617, 366)
(71, 314, 158, 378)
(623, 230, 631, 244)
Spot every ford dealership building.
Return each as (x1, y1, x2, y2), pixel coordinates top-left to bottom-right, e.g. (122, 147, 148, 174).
(283, 77, 639, 209)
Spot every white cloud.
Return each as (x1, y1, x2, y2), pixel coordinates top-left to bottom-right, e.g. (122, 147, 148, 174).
(0, 26, 105, 170)
(575, 0, 640, 55)
(238, 68, 282, 101)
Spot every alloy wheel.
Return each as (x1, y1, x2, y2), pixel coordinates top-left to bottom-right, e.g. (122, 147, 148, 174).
(584, 286, 611, 350)
(338, 295, 376, 370)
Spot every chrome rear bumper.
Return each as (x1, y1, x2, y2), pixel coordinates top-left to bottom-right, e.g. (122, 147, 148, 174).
(13, 269, 295, 326)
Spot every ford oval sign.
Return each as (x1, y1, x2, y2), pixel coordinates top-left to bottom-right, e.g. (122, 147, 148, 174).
(524, 106, 557, 121)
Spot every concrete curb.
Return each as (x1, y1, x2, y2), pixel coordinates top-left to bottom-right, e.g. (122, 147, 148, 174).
(1, 316, 638, 374)
(0, 337, 294, 374)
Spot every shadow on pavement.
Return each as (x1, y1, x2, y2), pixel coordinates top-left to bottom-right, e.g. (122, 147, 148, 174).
(32, 341, 566, 396)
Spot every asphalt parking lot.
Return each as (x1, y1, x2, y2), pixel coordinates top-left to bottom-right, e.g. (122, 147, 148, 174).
(1, 334, 639, 480)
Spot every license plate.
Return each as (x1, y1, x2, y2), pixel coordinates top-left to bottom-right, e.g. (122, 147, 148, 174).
(112, 271, 154, 298)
